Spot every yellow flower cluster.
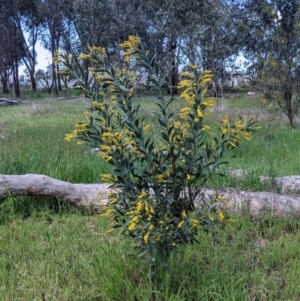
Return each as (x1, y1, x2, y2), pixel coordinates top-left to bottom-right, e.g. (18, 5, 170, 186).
(124, 192, 157, 244)
(219, 116, 253, 148)
(100, 173, 117, 183)
(176, 210, 201, 231)
(98, 127, 138, 162)
(169, 69, 216, 146)
(100, 206, 115, 217)
(119, 35, 140, 63)
(178, 70, 214, 115)
(64, 122, 89, 142)
(78, 46, 107, 63)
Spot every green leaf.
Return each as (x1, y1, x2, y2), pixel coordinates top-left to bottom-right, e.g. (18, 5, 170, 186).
(161, 131, 169, 142)
(158, 116, 167, 127)
(138, 249, 149, 257)
(118, 84, 129, 92)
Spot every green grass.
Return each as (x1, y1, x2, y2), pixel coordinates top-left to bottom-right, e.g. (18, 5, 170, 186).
(0, 99, 110, 182)
(1, 93, 300, 188)
(1, 200, 300, 300)
(2, 92, 300, 300)
(0, 86, 81, 100)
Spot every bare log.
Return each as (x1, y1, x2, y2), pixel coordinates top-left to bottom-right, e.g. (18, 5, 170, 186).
(206, 188, 300, 216)
(0, 98, 21, 106)
(1, 174, 300, 216)
(0, 174, 111, 210)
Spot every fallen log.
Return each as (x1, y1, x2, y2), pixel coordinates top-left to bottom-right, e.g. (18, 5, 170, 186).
(1, 174, 300, 216)
(0, 98, 21, 106)
(209, 188, 300, 216)
(0, 174, 111, 210)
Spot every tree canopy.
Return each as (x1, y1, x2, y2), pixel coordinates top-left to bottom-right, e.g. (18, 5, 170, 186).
(2, 0, 300, 128)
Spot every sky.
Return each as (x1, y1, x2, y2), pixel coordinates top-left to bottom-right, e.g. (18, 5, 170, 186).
(35, 42, 52, 70)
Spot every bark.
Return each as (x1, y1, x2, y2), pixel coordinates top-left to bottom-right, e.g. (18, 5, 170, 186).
(1, 174, 300, 216)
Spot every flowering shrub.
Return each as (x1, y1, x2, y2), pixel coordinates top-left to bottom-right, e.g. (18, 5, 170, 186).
(60, 36, 255, 297)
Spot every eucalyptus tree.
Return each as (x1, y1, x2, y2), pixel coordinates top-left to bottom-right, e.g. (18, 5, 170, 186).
(198, 0, 237, 92)
(140, 0, 191, 95)
(139, 0, 235, 95)
(17, 0, 44, 91)
(40, 0, 73, 96)
(73, 0, 149, 59)
(236, 0, 300, 128)
(0, 0, 27, 96)
(71, 0, 150, 84)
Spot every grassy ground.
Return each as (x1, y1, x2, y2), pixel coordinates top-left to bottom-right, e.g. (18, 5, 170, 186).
(0, 98, 110, 182)
(0, 86, 81, 100)
(1, 201, 300, 300)
(1, 91, 300, 300)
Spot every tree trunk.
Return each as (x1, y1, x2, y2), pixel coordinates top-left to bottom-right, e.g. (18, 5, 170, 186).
(51, 40, 58, 97)
(57, 66, 62, 91)
(168, 40, 178, 96)
(13, 59, 20, 98)
(1, 77, 9, 94)
(30, 70, 37, 91)
(84, 60, 90, 85)
(288, 112, 294, 128)
(284, 91, 294, 128)
(52, 64, 58, 97)
(47, 83, 53, 94)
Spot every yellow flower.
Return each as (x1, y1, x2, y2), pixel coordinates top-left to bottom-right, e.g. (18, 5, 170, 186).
(64, 133, 75, 142)
(191, 219, 199, 228)
(128, 222, 137, 231)
(136, 201, 143, 213)
(100, 173, 115, 183)
(149, 206, 155, 214)
(144, 232, 150, 243)
(100, 208, 114, 217)
(177, 221, 184, 228)
(197, 107, 203, 118)
(217, 210, 225, 222)
(138, 191, 148, 200)
(132, 216, 139, 223)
